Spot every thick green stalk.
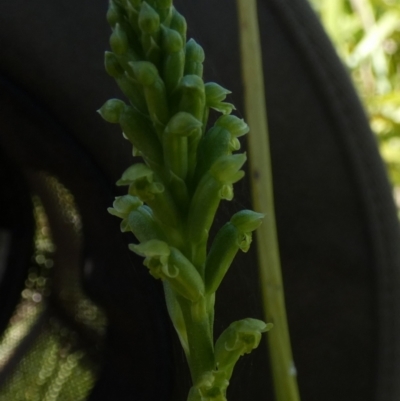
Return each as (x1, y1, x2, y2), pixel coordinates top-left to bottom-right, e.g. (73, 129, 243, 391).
(236, 1, 301, 401)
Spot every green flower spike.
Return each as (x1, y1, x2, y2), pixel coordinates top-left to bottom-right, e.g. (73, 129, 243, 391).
(205, 210, 264, 294)
(205, 83, 236, 115)
(130, 240, 205, 302)
(101, 2, 270, 400)
(107, 194, 143, 232)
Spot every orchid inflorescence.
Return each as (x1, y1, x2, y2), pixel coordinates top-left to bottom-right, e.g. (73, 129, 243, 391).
(99, 1, 272, 399)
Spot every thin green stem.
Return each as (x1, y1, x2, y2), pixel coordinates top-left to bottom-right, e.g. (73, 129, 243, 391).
(236, 1, 301, 401)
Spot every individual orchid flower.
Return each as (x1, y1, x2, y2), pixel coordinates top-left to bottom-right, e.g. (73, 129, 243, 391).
(107, 194, 143, 232)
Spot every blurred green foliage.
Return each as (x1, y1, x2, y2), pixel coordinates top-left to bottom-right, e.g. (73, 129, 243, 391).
(309, 0, 400, 186)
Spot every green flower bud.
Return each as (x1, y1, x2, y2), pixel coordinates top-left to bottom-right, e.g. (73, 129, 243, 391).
(205, 210, 264, 294)
(110, 23, 129, 55)
(104, 51, 124, 78)
(185, 39, 205, 77)
(163, 112, 202, 180)
(152, 0, 173, 22)
(205, 83, 235, 115)
(194, 127, 231, 185)
(130, 60, 158, 86)
(209, 153, 247, 183)
(215, 319, 272, 379)
(138, 2, 160, 34)
(188, 154, 246, 245)
(170, 7, 187, 44)
(107, 1, 124, 27)
(161, 27, 185, 94)
(177, 75, 206, 122)
(230, 210, 264, 233)
(130, 240, 204, 302)
(162, 26, 183, 53)
(97, 99, 126, 123)
(129, 61, 170, 137)
(215, 115, 249, 138)
(166, 112, 203, 136)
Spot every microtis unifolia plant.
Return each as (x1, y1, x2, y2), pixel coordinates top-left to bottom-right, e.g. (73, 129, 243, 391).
(98, 1, 272, 400)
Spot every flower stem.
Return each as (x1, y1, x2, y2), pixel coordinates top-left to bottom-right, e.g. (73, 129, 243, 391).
(236, 1, 301, 400)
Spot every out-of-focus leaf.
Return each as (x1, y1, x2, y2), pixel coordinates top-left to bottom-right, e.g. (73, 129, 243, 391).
(348, 10, 400, 66)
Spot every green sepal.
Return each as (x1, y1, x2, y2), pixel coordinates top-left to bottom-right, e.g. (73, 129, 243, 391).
(117, 163, 164, 201)
(107, 194, 143, 219)
(205, 83, 235, 115)
(97, 99, 126, 123)
(170, 7, 187, 45)
(164, 112, 202, 181)
(119, 105, 163, 169)
(194, 126, 231, 185)
(215, 115, 249, 151)
(187, 155, 246, 246)
(214, 318, 272, 379)
(177, 75, 206, 122)
(107, 0, 124, 27)
(110, 23, 129, 55)
(117, 163, 181, 229)
(108, 195, 143, 232)
(230, 209, 265, 234)
(104, 51, 124, 78)
(138, 1, 160, 34)
(209, 153, 247, 183)
(128, 206, 166, 242)
(129, 61, 170, 137)
(152, 0, 173, 22)
(162, 27, 185, 94)
(130, 240, 205, 302)
(164, 281, 190, 357)
(185, 39, 205, 77)
(205, 210, 264, 294)
(104, 52, 147, 112)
